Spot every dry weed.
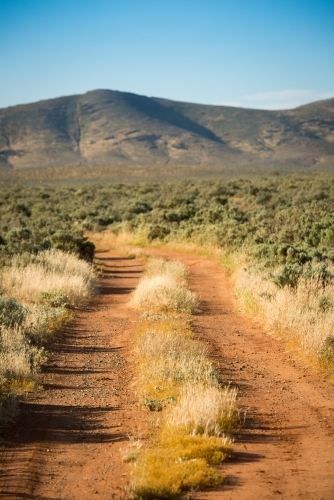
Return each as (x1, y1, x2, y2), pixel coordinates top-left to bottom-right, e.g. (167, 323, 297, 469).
(0, 249, 97, 422)
(145, 258, 187, 282)
(165, 383, 239, 436)
(130, 274, 197, 313)
(1, 249, 97, 306)
(0, 326, 45, 379)
(235, 264, 334, 355)
(122, 434, 143, 463)
(132, 451, 224, 499)
(159, 430, 232, 463)
(134, 319, 219, 406)
(134, 327, 206, 360)
(131, 257, 197, 314)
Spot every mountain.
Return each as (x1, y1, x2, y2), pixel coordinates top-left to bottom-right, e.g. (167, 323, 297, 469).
(0, 89, 333, 171)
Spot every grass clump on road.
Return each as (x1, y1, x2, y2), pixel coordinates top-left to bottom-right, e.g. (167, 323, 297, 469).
(129, 257, 238, 498)
(164, 383, 239, 437)
(134, 318, 219, 410)
(132, 452, 224, 500)
(130, 258, 197, 314)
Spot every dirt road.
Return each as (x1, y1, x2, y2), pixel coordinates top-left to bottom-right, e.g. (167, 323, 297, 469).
(0, 253, 144, 499)
(0, 250, 333, 499)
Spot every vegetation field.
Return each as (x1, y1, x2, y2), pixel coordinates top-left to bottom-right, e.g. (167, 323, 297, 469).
(0, 162, 302, 187)
(1, 173, 334, 382)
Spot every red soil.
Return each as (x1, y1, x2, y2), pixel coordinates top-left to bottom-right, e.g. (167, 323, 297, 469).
(0, 249, 333, 499)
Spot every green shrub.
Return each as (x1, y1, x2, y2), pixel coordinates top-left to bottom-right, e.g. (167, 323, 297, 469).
(35, 290, 69, 308)
(148, 225, 171, 241)
(272, 264, 303, 289)
(318, 295, 333, 312)
(0, 297, 25, 327)
(321, 336, 334, 361)
(50, 232, 95, 261)
(0, 175, 333, 272)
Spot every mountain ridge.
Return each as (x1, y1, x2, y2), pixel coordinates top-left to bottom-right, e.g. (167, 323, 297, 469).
(0, 89, 333, 170)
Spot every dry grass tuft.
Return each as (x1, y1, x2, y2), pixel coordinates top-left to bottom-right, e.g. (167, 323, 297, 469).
(122, 434, 143, 463)
(1, 249, 97, 306)
(130, 258, 197, 314)
(145, 258, 187, 282)
(159, 430, 232, 463)
(134, 325, 199, 360)
(0, 326, 45, 379)
(130, 274, 197, 313)
(165, 383, 239, 436)
(134, 318, 220, 409)
(132, 451, 224, 499)
(234, 263, 334, 357)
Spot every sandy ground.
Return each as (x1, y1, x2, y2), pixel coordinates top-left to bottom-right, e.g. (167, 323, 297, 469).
(0, 249, 333, 499)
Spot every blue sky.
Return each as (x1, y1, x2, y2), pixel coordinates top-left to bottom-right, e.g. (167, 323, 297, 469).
(0, 0, 333, 110)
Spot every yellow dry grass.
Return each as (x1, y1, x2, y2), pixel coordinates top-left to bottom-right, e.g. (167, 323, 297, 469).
(130, 274, 197, 313)
(164, 383, 239, 436)
(234, 264, 334, 356)
(1, 249, 97, 306)
(134, 317, 203, 409)
(132, 452, 224, 500)
(0, 326, 45, 379)
(128, 256, 238, 498)
(0, 249, 97, 421)
(130, 257, 197, 314)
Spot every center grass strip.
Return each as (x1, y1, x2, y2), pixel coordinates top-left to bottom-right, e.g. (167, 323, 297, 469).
(128, 258, 239, 499)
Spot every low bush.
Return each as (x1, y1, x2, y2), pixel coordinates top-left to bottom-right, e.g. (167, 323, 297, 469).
(50, 232, 95, 262)
(0, 297, 25, 327)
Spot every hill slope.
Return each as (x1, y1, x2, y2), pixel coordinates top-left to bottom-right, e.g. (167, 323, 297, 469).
(0, 89, 333, 170)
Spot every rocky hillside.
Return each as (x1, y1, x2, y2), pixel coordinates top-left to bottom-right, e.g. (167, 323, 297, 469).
(0, 89, 333, 170)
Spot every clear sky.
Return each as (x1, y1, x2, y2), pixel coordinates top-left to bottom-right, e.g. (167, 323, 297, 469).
(1, 0, 333, 110)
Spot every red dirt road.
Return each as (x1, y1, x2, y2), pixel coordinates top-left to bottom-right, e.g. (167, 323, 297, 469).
(0, 249, 334, 499)
(0, 253, 144, 499)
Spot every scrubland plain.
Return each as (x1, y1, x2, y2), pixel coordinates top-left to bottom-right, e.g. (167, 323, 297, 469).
(0, 174, 332, 418)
